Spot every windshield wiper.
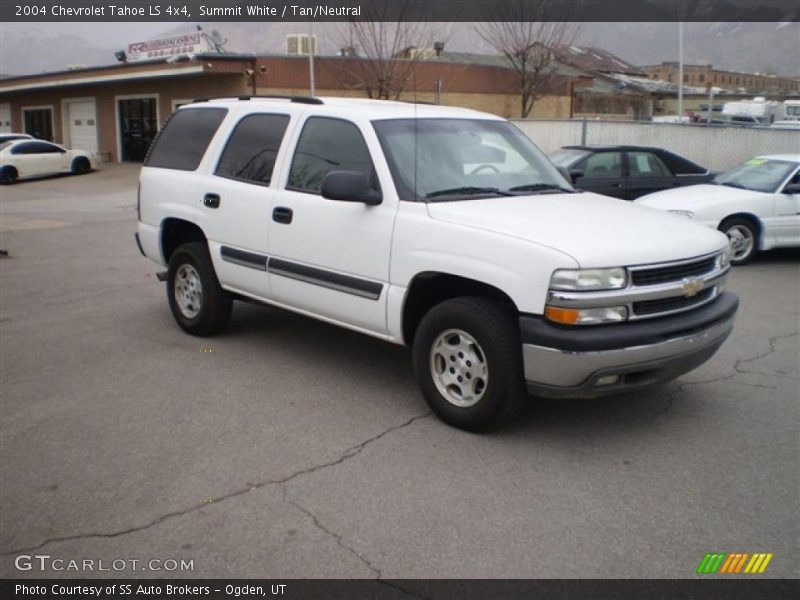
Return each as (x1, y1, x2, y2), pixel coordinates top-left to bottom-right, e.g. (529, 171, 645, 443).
(508, 183, 577, 194)
(425, 186, 514, 199)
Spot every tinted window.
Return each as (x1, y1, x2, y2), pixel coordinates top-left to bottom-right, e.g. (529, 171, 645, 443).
(288, 117, 375, 194)
(579, 152, 622, 178)
(628, 151, 671, 178)
(11, 141, 62, 155)
(215, 114, 289, 185)
(145, 108, 227, 171)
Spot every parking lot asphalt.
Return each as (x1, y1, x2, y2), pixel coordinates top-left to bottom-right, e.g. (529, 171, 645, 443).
(1, 165, 798, 580)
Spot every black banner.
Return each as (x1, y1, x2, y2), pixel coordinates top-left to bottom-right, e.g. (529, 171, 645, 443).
(2, 0, 800, 23)
(3, 579, 800, 600)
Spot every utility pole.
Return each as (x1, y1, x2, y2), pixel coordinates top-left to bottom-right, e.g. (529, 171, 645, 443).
(677, 22, 684, 120)
(308, 22, 316, 95)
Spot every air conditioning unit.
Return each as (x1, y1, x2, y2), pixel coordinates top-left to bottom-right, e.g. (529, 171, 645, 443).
(286, 34, 317, 56)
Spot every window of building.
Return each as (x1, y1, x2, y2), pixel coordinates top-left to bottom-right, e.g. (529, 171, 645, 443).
(699, 74, 705, 83)
(683, 74, 689, 83)
(215, 113, 290, 185)
(145, 107, 227, 170)
(288, 117, 375, 194)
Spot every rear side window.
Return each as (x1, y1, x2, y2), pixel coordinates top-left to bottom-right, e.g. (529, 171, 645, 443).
(288, 117, 375, 194)
(215, 113, 290, 185)
(145, 108, 227, 171)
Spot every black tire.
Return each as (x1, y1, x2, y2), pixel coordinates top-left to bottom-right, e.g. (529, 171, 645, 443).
(719, 217, 758, 265)
(1, 166, 17, 185)
(167, 242, 232, 336)
(71, 157, 91, 175)
(412, 297, 525, 432)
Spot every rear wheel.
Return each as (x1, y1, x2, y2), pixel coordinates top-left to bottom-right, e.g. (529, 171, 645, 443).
(71, 157, 91, 175)
(413, 297, 525, 431)
(1, 166, 17, 184)
(720, 217, 757, 265)
(167, 242, 232, 336)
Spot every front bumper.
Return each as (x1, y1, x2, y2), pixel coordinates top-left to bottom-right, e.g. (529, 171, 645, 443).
(521, 292, 738, 398)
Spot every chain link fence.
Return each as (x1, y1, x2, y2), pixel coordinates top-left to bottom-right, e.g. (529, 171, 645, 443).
(512, 119, 800, 172)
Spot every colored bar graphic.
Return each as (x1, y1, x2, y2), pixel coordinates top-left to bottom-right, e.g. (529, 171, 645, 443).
(699, 552, 773, 574)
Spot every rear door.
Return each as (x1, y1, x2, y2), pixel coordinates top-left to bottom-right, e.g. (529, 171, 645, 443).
(624, 150, 676, 199)
(200, 112, 292, 299)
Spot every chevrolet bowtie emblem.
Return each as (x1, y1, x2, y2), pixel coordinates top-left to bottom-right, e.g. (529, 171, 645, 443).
(682, 277, 704, 297)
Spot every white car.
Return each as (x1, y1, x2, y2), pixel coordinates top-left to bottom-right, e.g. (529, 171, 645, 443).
(0, 133, 33, 143)
(636, 154, 800, 265)
(0, 139, 95, 184)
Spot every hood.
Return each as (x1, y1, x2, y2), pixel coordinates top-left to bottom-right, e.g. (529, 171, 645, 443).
(636, 184, 768, 210)
(426, 192, 727, 268)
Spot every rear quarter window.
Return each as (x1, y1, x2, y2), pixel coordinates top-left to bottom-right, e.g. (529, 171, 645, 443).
(145, 107, 227, 171)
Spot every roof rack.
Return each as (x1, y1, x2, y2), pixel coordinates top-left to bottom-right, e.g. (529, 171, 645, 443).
(192, 95, 323, 105)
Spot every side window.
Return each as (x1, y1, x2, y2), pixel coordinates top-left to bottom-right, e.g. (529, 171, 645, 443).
(215, 113, 290, 185)
(34, 142, 64, 154)
(579, 152, 622, 178)
(288, 117, 376, 194)
(10, 142, 33, 155)
(145, 107, 227, 171)
(628, 152, 671, 178)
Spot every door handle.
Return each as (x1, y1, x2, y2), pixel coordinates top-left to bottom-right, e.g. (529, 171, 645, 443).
(610, 183, 623, 188)
(273, 206, 293, 224)
(203, 193, 221, 209)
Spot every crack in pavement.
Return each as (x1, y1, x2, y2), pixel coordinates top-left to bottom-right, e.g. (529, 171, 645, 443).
(734, 332, 799, 378)
(283, 490, 436, 599)
(0, 412, 431, 556)
(655, 331, 798, 417)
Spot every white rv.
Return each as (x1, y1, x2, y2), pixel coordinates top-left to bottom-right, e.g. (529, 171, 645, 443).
(721, 97, 785, 125)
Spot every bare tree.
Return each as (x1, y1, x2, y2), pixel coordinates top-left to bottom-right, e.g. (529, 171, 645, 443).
(335, 2, 431, 100)
(476, 1, 581, 117)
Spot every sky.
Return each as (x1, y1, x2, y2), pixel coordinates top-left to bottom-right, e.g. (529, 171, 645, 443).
(0, 22, 169, 47)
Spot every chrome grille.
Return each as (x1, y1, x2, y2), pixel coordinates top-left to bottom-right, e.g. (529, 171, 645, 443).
(631, 256, 716, 286)
(633, 288, 715, 317)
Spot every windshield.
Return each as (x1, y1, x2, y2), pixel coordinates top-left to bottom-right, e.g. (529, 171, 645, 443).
(549, 149, 589, 168)
(713, 158, 798, 193)
(372, 119, 573, 201)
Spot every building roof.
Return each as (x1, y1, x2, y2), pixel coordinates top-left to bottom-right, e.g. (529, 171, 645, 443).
(554, 46, 644, 76)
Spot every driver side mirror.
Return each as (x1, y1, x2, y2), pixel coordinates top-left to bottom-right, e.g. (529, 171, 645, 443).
(568, 168, 584, 182)
(321, 170, 382, 206)
(783, 183, 800, 195)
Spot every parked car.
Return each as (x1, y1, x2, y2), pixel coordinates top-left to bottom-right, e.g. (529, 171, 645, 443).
(637, 155, 800, 265)
(0, 133, 33, 143)
(0, 139, 95, 184)
(549, 145, 714, 200)
(136, 96, 737, 431)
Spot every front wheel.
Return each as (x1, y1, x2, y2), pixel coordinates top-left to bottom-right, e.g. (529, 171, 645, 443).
(413, 297, 525, 432)
(71, 157, 91, 175)
(167, 242, 232, 336)
(720, 217, 757, 265)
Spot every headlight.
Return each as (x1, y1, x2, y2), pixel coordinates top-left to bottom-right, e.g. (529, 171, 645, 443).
(550, 268, 627, 291)
(545, 305, 628, 325)
(668, 209, 695, 219)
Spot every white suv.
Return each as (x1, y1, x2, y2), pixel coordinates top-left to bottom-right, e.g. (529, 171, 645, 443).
(136, 96, 738, 431)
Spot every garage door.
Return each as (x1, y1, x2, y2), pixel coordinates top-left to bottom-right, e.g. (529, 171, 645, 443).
(66, 100, 98, 152)
(0, 104, 10, 133)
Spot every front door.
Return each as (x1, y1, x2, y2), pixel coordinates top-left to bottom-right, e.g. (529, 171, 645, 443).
(772, 168, 800, 245)
(268, 116, 396, 335)
(573, 151, 625, 198)
(118, 98, 157, 162)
